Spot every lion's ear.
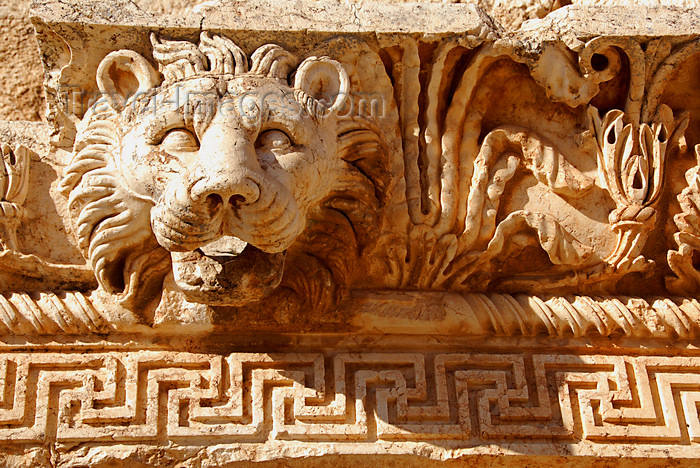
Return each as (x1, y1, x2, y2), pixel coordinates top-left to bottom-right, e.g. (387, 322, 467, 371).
(293, 56, 349, 113)
(96, 50, 161, 109)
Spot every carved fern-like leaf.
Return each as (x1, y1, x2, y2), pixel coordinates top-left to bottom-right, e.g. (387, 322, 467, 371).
(667, 144, 700, 294)
(0, 144, 30, 206)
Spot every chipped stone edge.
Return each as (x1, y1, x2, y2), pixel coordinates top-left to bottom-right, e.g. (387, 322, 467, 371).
(29, 0, 495, 35)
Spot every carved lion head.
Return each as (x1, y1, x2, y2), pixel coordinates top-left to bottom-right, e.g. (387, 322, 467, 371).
(60, 33, 391, 320)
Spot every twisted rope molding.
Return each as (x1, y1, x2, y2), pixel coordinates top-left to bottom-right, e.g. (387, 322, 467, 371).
(351, 291, 700, 339)
(0, 291, 114, 335)
(474, 294, 700, 338)
(0, 290, 698, 337)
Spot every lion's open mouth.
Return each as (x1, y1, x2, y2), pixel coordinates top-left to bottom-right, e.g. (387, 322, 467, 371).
(170, 236, 286, 306)
(196, 235, 250, 263)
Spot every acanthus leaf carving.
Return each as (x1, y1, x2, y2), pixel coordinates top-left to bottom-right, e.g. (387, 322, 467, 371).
(668, 144, 700, 295)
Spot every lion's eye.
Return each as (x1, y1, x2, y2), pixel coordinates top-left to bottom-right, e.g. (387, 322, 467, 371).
(160, 129, 199, 152)
(256, 129, 292, 150)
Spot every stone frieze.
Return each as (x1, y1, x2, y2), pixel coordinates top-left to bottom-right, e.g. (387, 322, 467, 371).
(0, 0, 698, 464)
(10, 0, 698, 335)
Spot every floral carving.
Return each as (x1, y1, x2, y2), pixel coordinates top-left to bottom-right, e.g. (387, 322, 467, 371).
(589, 104, 688, 272)
(34, 12, 700, 330)
(5, 4, 700, 465)
(0, 144, 30, 251)
(580, 36, 697, 282)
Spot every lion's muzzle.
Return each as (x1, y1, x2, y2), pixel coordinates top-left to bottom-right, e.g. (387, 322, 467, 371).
(151, 169, 302, 306)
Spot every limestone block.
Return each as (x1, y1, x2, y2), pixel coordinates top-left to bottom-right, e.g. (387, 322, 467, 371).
(0, 0, 696, 465)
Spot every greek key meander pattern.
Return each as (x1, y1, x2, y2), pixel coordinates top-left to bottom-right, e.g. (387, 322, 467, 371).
(0, 351, 698, 445)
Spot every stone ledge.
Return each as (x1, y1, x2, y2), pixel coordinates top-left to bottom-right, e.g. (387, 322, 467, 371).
(30, 0, 496, 35)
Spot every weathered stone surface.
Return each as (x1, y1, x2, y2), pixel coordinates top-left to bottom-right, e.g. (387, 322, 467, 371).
(0, 0, 698, 466)
(0, 2, 43, 122)
(27, 0, 700, 329)
(2, 0, 697, 121)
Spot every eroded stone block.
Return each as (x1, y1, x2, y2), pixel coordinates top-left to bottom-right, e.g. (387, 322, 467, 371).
(0, 0, 696, 465)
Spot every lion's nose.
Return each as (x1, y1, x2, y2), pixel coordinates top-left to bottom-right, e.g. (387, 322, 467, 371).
(190, 174, 261, 206)
(190, 125, 266, 207)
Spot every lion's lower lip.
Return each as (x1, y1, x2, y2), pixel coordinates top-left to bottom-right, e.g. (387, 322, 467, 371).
(172, 236, 256, 266)
(198, 235, 248, 258)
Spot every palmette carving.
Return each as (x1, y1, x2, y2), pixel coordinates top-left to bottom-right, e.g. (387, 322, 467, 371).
(581, 36, 693, 278)
(589, 104, 688, 272)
